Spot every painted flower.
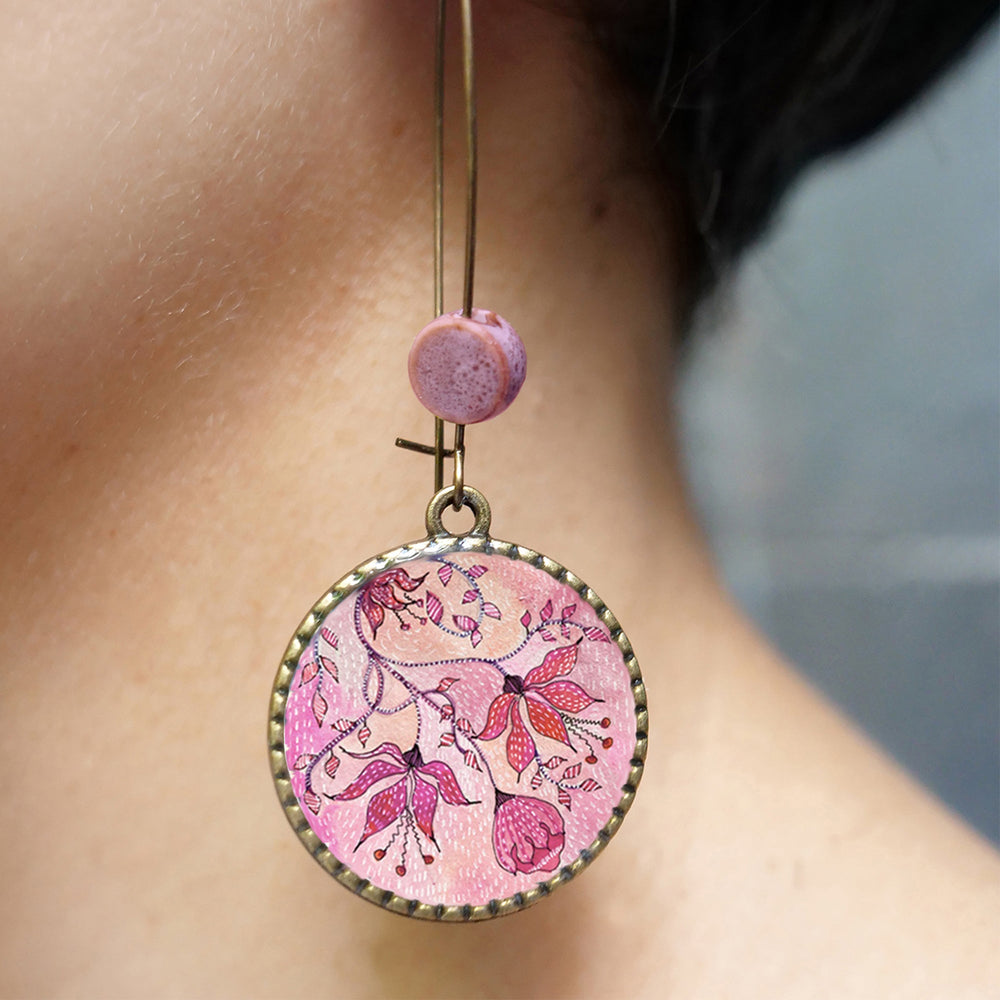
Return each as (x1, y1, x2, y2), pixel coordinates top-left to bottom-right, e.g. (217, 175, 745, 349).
(335, 742, 475, 849)
(478, 643, 598, 775)
(359, 568, 427, 638)
(492, 791, 565, 875)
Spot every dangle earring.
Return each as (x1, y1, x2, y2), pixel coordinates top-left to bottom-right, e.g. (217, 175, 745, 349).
(268, 0, 646, 921)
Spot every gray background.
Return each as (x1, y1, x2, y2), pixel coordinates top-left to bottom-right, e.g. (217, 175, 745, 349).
(679, 29, 999, 842)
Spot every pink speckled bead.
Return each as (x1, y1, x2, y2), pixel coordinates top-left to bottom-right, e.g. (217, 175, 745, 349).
(408, 308, 526, 424)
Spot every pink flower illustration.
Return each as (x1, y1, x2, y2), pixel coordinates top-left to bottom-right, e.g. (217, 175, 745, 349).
(478, 643, 598, 775)
(359, 568, 427, 638)
(492, 791, 565, 875)
(335, 742, 475, 849)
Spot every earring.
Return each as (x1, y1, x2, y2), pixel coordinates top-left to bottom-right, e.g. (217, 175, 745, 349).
(268, 0, 646, 921)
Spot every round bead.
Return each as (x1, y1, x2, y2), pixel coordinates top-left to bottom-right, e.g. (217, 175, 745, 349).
(408, 308, 526, 424)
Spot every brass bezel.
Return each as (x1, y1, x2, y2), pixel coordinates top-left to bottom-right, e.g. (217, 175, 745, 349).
(268, 531, 648, 921)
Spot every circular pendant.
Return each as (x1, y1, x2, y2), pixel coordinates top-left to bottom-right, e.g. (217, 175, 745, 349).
(268, 487, 647, 920)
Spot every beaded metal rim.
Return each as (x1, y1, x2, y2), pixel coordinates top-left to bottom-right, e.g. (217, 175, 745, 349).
(268, 530, 648, 921)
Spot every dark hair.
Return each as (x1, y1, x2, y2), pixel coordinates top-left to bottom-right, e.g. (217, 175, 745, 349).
(561, 0, 996, 308)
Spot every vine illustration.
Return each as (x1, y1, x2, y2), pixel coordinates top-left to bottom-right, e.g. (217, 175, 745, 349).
(291, 556, 617, 878)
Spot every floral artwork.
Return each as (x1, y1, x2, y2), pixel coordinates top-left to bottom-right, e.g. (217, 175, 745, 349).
(282, 549, 638, 907)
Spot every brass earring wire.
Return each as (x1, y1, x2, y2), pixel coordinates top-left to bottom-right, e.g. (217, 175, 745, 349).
(395, 0, 475, 510)
(269, 0, 647, 921)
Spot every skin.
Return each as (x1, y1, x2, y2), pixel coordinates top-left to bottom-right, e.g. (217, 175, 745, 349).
(0, 2, 996, 997)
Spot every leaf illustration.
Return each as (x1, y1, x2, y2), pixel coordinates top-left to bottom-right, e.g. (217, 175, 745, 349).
(299, 657, 318, 686)
(543, 755, 567, 769)
(293, 753, 317, 771)
(470, 628, 483, 648)
(452, 614, 476, 632)
(583, 626, 611, 642)
(311, 687, 328, 727)
(467, 565, 488, 578)
(358, 726, 371, 748)
(539, 627, 557, 642)
(456, 717, 473, 735)
(303, 789, 322, 815)
(461, 589, 477, 604)
(562, 605, 576, 619)
(521, 610, 531, 629)
(439, 732, 456, 747)
(558, 787, 572, 810)
(440, 703, 455, 719)
(483, 602, 502, 620)
(541, 599, 553, 619)
(463, 749, 481, 771)
(334, 717, 353, 733)
(320, 627, 339, 649)
(318, 654, 338, 683)
(563, 763, 582, 780)
(530, 771, 543, 789)
(425, 591, 444, 625)
(325, 754, 340, 779)
(580, 778, 601, 792)
(438, 564, 453, 587)
(436, 677, 458, 692)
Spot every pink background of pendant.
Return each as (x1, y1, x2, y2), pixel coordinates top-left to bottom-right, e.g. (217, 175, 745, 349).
(283, 550, 635, 907)
(408, 308, 526, 424)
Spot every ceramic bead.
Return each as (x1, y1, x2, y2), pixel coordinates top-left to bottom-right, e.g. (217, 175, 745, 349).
(408, 308, 526, 424)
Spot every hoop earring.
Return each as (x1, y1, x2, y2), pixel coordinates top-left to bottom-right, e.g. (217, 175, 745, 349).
(268, 0, 646, 921)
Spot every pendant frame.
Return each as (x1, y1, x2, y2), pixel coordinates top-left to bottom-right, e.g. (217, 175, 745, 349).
(269, 491, 647, 921)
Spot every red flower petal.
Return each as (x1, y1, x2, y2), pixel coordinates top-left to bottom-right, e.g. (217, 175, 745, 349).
(525, 644, 579, 687)
(370, 581, 405, 610)
(506, 702, 537, 776)
(418, 759, 475, 805)
(356, 777, 408, 847)
(360, 591, 385, 638)
(387, 568, 426, 592)
(534, 679, 597, 713)
(478, 692, 515, 740)
(411, 773, 439, 845)
(524, 694, 571, 746)
(335, 758, 407, 801)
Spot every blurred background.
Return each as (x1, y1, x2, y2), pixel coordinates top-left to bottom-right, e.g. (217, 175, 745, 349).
(679, 28, 998, 843)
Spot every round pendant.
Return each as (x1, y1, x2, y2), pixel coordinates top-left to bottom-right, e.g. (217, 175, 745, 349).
(268, 487, 647, 920)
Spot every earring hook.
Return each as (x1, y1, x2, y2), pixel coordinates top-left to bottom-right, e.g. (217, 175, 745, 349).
(396, 0, 478, 512)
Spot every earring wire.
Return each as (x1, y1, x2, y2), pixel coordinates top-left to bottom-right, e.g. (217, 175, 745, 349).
(397, 0, 479, 511)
